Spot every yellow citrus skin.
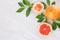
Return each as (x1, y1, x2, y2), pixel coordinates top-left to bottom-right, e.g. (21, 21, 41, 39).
(45, 5, 60, 20)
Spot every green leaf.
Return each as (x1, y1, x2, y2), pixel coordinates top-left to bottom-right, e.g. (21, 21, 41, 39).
(31, 3, 34, 8)
(37, 18, 44, 22)
(46, 0, 50, 5)
(16, 7, 24, 12)
(57, 17, 60, 21)
(18, 2, 25, 7)
(51, 1, 56, 5)
(56, 23, 60, 28)
(41, 2, 47, 9)
(26, 7, 32, 17)
(52, 22, 57, 30)
(23, 0, 31, 6)
(36, 13, 45, 19)
(57, 25, 60, 28)
(55, 18, 60, 23)
(55, 18, 60, 28)
(36, 13, 45, 22)
(54, 21, 60, 29)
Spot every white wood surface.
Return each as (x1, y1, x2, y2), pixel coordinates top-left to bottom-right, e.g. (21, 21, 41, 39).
(0, 0, 60, 40)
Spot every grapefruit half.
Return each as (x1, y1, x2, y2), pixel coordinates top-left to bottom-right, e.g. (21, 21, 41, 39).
(39, 23, 52, 37)
(33, 3, 44, 13)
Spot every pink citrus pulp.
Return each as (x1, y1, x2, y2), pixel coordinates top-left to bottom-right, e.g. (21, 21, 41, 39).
(39, 23, 52, 37)
(33, 3, 44, 13)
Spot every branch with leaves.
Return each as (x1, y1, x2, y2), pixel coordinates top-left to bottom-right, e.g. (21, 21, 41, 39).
(16, 0, 33, 17)
(16, 0, 60, 31)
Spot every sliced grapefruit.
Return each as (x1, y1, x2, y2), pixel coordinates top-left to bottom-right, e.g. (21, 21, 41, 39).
(33, 3, 44, 13)
(45, 5, 60, 20)
(39, 23, 52, 37)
